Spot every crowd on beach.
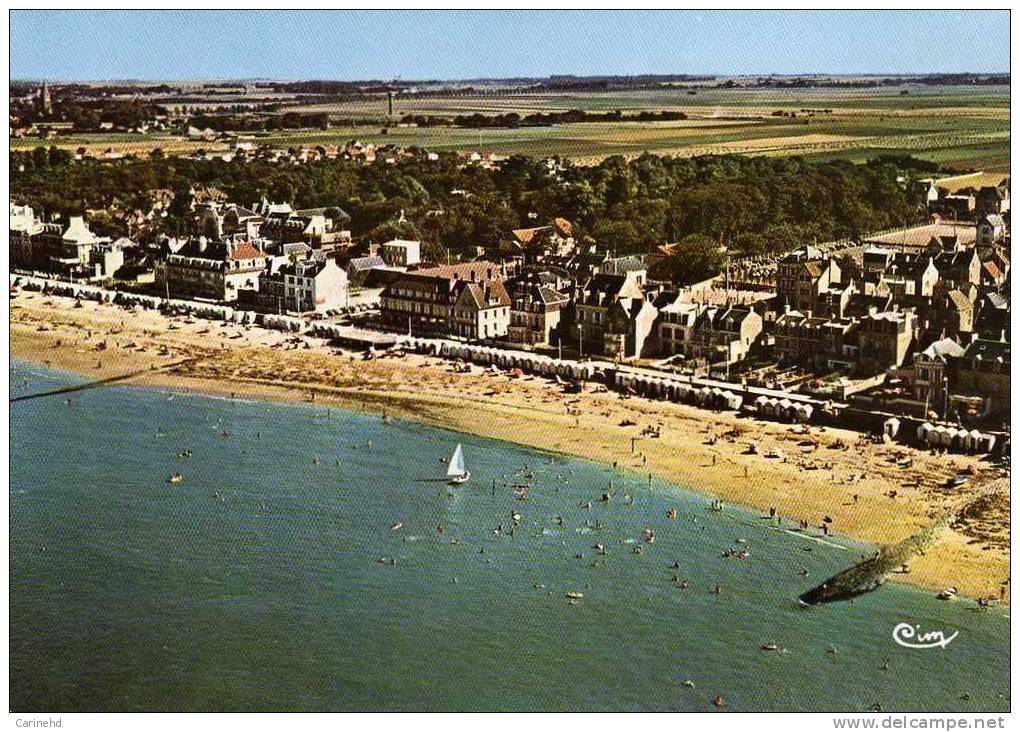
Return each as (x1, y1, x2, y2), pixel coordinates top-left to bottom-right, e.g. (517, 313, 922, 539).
(9, 286, 1010, 604)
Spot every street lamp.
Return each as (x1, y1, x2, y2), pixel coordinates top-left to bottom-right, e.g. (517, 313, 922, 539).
(577, 323, 583, 360)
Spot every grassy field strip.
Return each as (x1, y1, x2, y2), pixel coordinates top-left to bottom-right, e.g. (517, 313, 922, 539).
(11, 85, 1008, 169)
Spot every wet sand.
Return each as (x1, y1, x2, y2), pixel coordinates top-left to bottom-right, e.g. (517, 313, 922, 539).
(9, 290, 1010, 602)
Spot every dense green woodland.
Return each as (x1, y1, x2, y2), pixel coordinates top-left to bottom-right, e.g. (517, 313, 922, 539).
(12, 148, 930, 269)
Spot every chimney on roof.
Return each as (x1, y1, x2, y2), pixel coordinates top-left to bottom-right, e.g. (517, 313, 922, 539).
(198, 236, 208, 253)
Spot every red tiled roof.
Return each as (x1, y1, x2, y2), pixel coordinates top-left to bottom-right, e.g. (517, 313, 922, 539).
(415, 260, 504, 281)
(457, 279, 511, 309)
(228, 241, 266, 261)
(511, 226, 549, 245)
(982, 261, 1002, 279)
(947, 289, 972, 311)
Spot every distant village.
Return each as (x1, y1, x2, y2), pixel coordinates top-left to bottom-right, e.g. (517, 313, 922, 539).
(8, 80, 1012, 455)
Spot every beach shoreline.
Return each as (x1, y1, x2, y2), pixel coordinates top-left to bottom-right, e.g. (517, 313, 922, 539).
(9, 289, 1010, 603)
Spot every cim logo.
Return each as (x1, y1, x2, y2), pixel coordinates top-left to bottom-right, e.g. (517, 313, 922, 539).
(892, 622, 959, 649)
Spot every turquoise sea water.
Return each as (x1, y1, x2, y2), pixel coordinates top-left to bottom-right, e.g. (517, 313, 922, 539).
(9, 360, 1010, 712)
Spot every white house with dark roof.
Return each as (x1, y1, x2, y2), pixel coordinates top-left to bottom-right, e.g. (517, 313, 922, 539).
(280, 256, 349, 313)
(451, 279, 512, 340)
(381, 239, 421, 268)
(977, 213, 1006, 248)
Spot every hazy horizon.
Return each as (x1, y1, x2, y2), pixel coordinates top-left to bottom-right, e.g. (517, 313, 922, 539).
(10, 10, 1010, 82)
(10, 71, 1012, 85)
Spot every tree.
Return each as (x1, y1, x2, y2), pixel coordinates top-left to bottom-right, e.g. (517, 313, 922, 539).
(657, 234, 724, 286)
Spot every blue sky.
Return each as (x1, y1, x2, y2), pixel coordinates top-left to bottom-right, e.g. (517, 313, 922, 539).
(10, 10, 1010, 81)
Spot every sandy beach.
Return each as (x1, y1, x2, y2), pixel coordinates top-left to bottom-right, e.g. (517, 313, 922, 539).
(9, 289, 1010, 602)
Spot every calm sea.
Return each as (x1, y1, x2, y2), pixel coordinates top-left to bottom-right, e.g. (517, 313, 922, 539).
(9, 360, 1010, 712)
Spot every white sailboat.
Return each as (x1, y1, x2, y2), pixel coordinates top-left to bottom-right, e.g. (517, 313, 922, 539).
(447, 443, 470, 484)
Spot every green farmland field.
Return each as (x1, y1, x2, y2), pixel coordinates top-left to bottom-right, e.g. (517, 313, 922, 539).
(12, 84, 1009, 172)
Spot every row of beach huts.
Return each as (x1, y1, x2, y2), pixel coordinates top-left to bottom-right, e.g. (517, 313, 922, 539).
(916, 421, 998, 454)
(881, 416, 1000, 454)
(14, 275, 306, 331)
(16, 275, 1004, 456)
(400, 337, 1005, 455)
(404, 339, 597, 380)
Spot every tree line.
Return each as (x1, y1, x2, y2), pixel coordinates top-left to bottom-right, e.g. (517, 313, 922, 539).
(400, 109, 689, 129)
(11, 148, 933, 279)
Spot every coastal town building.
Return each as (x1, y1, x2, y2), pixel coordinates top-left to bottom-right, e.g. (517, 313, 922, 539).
(34, 216, 112, 277)
(882, 252, 939, 299)
(9, 202, 45, 268)
(507, 278, 570, 347)
(346, 254, 389, 281)
(602, 294, 659, 361)
(934, 249, 981, 289)
(977, 213, 1007, 248)
(655, 298, 701, 357)
(974, 185, 1010, 218)
(772, 311, 858, 371)
(685, 306, 763, 369)
(276, 256, 349, 314)
(951, 337, 1011, 419)
(155, 238, 267, 301)
(380, 239, 421, 268)
(379, 260, 506, 338)
(975, 292, 1010, 340)
(911, 337, 966, 417)
(193, 200, 352, 255)
(450, 279, 512, 340)
(574, 270, 649, 358)
(856, 310, 915, 374)
(775, 246, 841, 313)
(502, 218, 575, 260)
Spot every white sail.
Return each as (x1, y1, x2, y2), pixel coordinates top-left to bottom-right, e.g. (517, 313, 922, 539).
(447, 444, 466, 477)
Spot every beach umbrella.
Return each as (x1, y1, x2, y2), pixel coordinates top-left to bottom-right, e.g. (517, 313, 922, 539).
(883, 417, 901, 438)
